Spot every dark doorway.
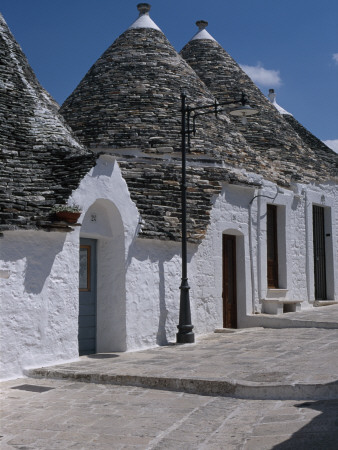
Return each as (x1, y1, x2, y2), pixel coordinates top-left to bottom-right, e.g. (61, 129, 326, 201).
(79, 238, 97, 355)
(313, 205, 327, 300)
(267, 204, 279, 288)
(223, 234, 237, 328)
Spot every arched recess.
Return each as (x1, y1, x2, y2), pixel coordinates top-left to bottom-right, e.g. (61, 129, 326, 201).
(222, 229, 247, 328)
(80, 198, 126, 352)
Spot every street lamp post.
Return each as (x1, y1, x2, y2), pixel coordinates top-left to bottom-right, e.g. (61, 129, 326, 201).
(176, 92, 258, 345)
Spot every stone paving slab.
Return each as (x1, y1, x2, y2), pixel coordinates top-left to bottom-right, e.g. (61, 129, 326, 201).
(28, 325, 338, 400)
(245, 304, 338, 329)
(1, 378, 338, 449)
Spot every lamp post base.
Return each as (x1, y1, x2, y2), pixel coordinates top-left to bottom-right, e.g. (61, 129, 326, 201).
(176, 329, 195, 344)
(176, 280, 195, 344)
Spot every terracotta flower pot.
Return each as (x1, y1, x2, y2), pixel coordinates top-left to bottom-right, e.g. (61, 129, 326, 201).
(55, 211, 81, 224)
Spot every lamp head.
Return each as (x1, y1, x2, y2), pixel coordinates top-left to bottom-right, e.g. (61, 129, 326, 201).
(229, 92, 258, 124)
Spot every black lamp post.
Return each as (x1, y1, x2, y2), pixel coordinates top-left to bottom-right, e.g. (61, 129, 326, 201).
(176, 92, 258, 344)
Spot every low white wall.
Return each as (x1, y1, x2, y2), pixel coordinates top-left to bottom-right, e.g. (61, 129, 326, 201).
(0, 230, 80, 380)
(123, 180, 338, 350)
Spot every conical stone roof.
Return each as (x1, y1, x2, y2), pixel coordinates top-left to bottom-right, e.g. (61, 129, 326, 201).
(60, 6, 252, 163)
(284, 115, 338, 169)
(268, 90, 338, 171)
(180, 22, 337, 184)
(60, 5, 277, 242)
(0, 14, 96, 231)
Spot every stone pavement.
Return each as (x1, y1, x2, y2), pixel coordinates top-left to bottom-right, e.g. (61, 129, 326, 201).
(1, 305, 338, 449)
(245, 303, 338, 329)
(28, 305, 338, 401)
(1, 377, 338, 449)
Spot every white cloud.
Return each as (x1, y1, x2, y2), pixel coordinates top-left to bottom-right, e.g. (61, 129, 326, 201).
(240, 63, 282, 87)
(323, 139, 338, 153)
(332, 53, 338, 65)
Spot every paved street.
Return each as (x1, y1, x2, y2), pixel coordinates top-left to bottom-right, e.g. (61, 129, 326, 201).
(1, 305, 338, 448)
(30, 325, 338, 400)
(1, 377, 338, 449)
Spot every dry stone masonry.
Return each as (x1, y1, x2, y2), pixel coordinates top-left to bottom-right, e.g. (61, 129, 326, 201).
(59, 8, 280, 242)
(1, 5, 336, 243)
(180, 23, 337, 185)
(0, 14, 96, 232)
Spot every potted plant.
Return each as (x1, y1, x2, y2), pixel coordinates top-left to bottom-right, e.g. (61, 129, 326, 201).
(52, 204, 82, 224)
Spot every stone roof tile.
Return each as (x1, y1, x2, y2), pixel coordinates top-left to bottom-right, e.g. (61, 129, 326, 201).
(0, 14, 96, 231)
(180, 24, 337, 184)
(59, 6, 275, 242)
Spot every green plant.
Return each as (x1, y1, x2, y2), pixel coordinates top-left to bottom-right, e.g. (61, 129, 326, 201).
(52, 204, 82, 213)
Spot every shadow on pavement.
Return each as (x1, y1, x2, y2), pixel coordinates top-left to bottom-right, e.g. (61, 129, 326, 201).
(273, 399, 338, 449)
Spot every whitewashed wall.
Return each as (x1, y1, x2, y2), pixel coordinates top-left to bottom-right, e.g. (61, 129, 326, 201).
(71, 154, 140, 353)
(1, 159, 337, 379)
(0, 154, 140, 379)
(0, 230, 80, 380)
(122, 180, 338, 350)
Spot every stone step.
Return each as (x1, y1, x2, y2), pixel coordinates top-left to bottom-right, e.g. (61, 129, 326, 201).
(262, 298, 303, 314)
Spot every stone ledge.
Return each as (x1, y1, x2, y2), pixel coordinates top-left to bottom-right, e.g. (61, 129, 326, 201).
(262, 299, 303, 315)
(263, 299, 304, 304)
(314, 301, 337, 307)
(27, 367, 338, 401)
(266, 289, 288, 299)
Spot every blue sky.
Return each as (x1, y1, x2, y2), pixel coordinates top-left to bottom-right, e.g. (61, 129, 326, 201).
(2, 0, 337, 150)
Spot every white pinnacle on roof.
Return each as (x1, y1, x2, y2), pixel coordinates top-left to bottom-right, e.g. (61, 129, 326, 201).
(128, 3, 162, 31)
(268, 89, 292, 116)
(190, 20, 217, 42)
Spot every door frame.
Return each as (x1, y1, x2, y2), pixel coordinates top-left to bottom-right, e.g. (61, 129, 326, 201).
(222, 234, 237, 328)
(267, 204, 279, 288)
(79, 238, 97, 355)
(313, 205, 327, 300)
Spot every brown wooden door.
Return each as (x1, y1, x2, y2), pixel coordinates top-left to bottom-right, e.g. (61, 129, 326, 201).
(223, 234, 237, 328)
(267, 205, 279, 288)
(313, 205, 327, 300)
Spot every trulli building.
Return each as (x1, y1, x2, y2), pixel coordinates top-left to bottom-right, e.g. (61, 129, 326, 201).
(1, 4, 337, 380)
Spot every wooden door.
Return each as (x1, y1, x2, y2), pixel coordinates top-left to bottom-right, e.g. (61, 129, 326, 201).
(267, 205, 279, 288)
(79, 238, 97, 355)
(223, 234, 237, 328)
(313, 205, 327, 300)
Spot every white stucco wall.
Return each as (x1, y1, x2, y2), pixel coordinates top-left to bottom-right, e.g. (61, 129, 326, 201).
(303, 182, 337, 302)
(122, 180, 338, 351)
(1, 155, 337, 379)
(0, 154, 140, 379)
(0, 230, 80, 380)
(123, 183, 256, 349)
(72, 155, 140, 353)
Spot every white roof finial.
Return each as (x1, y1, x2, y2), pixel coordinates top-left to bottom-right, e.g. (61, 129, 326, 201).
(128, 3, 162, 31)
(196, 20, 208, 30)
(137, 3, 151, 15)
(190, 20, 216, 42)
(268, 88, 276, 103)
(268, 89, 292, 116)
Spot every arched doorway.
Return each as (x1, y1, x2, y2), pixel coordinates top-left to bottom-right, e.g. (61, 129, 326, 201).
(79, 199, 127, 354)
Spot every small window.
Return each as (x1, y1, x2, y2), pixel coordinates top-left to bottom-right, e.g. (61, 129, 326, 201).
(79, 245, 91, 291)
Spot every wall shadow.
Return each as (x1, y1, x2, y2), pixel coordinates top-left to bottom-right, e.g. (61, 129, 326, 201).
(125, 238, 197, 347)
(273, 399, 338, 449)
(1, 231, 67, 294)
(156, 259, 168, 345)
